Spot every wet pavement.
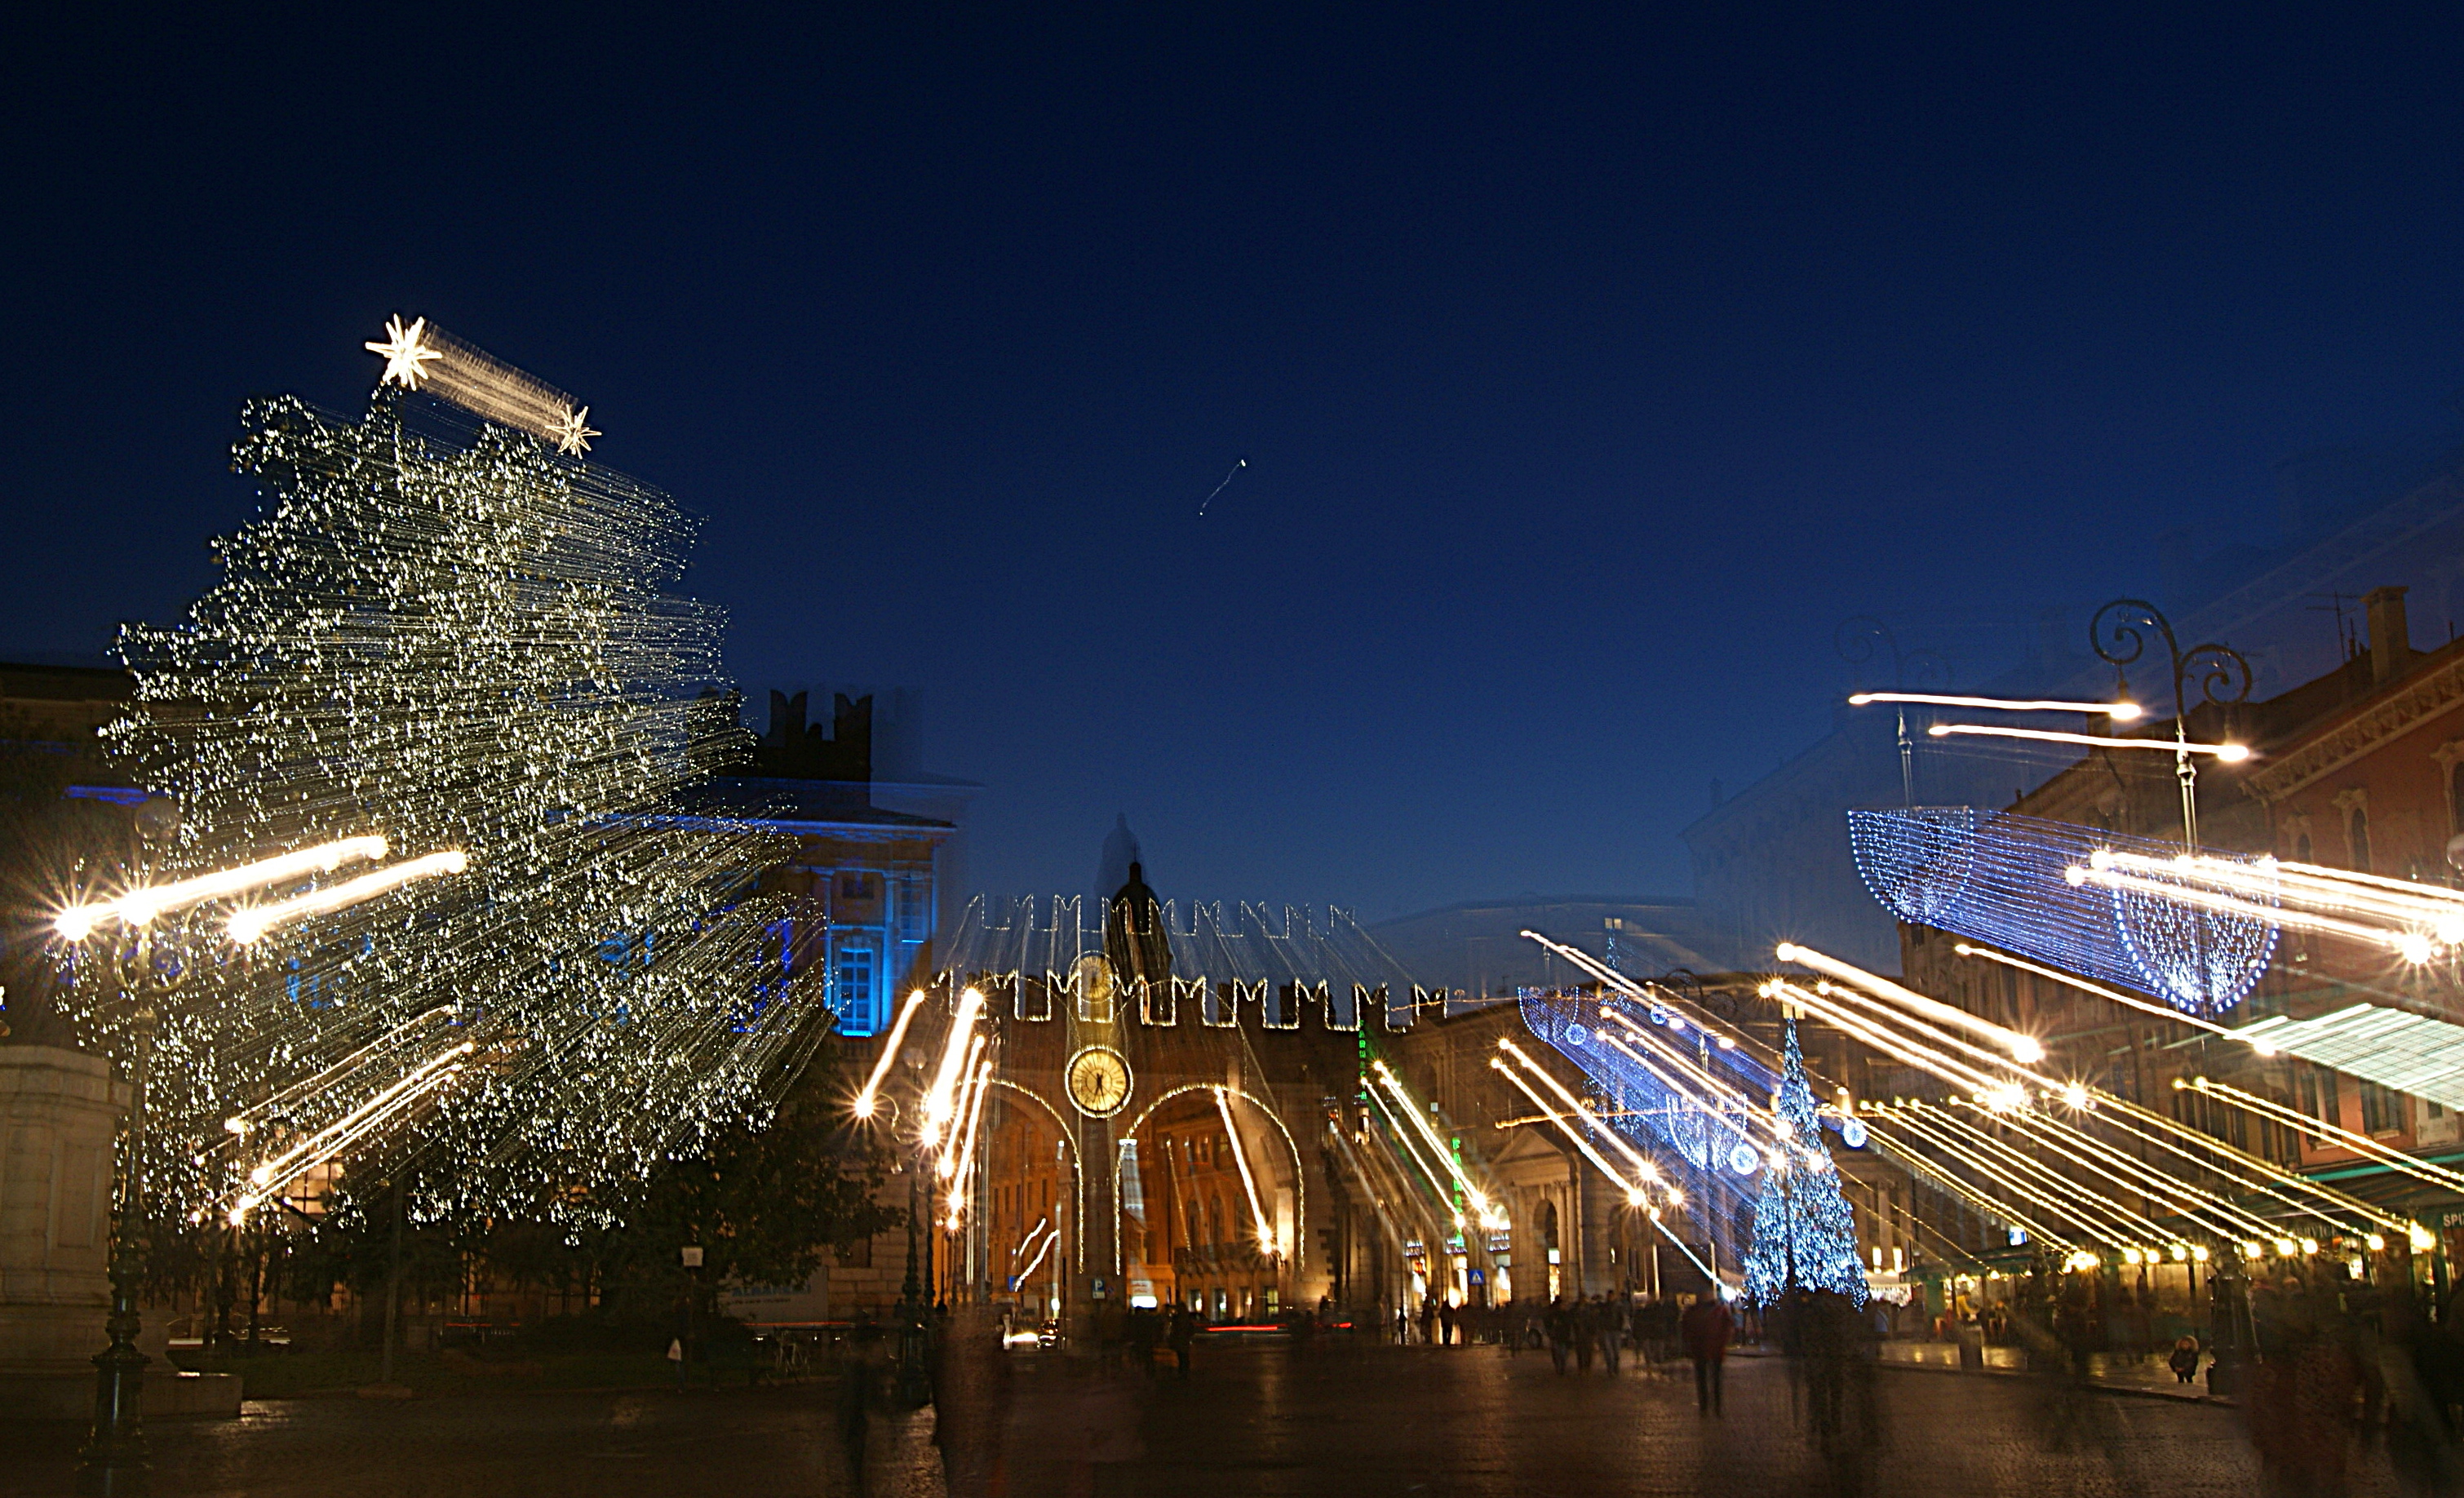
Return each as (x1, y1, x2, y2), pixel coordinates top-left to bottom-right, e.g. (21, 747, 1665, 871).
(0, 1341, 2404, 1496)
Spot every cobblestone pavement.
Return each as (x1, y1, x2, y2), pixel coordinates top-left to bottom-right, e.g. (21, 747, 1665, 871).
(0, 1343, 2402, 1498)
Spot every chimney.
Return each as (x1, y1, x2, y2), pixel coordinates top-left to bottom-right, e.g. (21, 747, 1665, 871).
(2365, 585, 2413, 685)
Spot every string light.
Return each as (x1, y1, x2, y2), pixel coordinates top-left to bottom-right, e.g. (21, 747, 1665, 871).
(1777, 943, 2044, 1062)
(1741, 1020, 1868, 1308)
(1216, 1087, 1277, 1256)
(1847, 808, 2276, 1015)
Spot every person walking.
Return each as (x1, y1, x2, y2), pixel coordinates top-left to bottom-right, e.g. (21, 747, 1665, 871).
(1437, 1298, 1456, 1348)
(1167, 1305, 1197, 1380)
(1682, 1294, 1734, 1415)
(1599, 1296, 1624, 1375)
(1545, 1296, 1573, 1375)
(1418, 1294, 1438, 1348)
(2168, 1333, 2201, 1385)
(1573, 1296, 1597, 1372)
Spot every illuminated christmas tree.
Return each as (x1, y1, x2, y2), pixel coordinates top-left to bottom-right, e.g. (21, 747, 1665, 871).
(73, 321, 831, 1225)
(1742, 1017, 1868, 1307)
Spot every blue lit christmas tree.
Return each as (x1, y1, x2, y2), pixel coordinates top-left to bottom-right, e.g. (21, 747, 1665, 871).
(1743, 1017, 1868, 1307)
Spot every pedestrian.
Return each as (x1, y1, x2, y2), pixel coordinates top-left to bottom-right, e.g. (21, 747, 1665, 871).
(1167, 1305, 1197, 1380)
(1573, 1296, 1597, 1372)
(1599, 1296, 1624, 1375)
(1545, 1296, 1573, 1375)
(1419, 1294, 1438, 1347)
(2168, 1333, 2201, 1385)
(1129, 1306, 1161, 1378)
(1681, 1293, 1733, 1415)
(838, 1327, 876, 1489)
(1438, 1298, 1456, 1348)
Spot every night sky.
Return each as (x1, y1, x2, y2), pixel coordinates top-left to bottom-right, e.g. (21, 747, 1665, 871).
(5, 8, 2462, 916)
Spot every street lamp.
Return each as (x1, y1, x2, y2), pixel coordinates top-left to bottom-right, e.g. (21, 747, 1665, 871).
(2088, 599, 2253, 850)
(62, 821, 469, 1496)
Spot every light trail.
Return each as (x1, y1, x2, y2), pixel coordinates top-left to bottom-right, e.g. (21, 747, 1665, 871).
(1216, 1087, 1277, 1255)
(1869, 1104, 2126, 1249)
(853, 989, 930, 1119)
(1914, 1100, 2174, 1243)
(1958, 1098, 2274, 1243)
(1929, 722, 2249, 760)
(2072, 1092, 2371, 1236)
(1770, 982, 2006, 1097)
(228, 850, 469, 944)
(943, 1059, 996, 1227)
(920, 986, 987, 1147)
(1592, 1027, 1769, 1147)
(1489, 1054, 1722, 1283)
(2185, 1075, 2464, 1197)
(1496, 1038, 1666, 1188)
(1778, 945, 2044, 1062)
(1850, 692, 2141, 719)
(936, 1035, 989, 1177)
(233, 1040, 478, 1220)
(1371, 1061, 1506, 1227)
(223, 1004, 459, 1135)
(1016, 1222, 1057, 1283)
(2070, 860, 2425, 960)
(58, 834, 392, 937)
(1365, 1078, 1461, 1217)
(1855, 1113, 2075, 1252)
(1952, 944, 2261, 1048)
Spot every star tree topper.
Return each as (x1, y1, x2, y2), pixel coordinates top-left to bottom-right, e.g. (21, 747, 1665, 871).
(366, 315, 441, 390)
(549, 406, 599, 454)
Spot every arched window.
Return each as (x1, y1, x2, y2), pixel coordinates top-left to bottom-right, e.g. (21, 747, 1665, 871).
(1537, 1199, 1559, 1252)
(2294, 831, 2313, 863)
(2350, 807, 2373, 872)
(1208, 1195, 1224, 1249)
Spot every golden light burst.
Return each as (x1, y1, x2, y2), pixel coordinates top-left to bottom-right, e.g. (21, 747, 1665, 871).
(549, 405, 599, 454)
(365, 314, 441, 389)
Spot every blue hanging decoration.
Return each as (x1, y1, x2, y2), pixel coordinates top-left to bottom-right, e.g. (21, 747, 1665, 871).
(1742, 1018, 1868, 1309)
(1847, 807, 2276, 1017)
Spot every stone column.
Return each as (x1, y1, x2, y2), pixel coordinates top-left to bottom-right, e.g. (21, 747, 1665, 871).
(0, 1046, 122, 1418)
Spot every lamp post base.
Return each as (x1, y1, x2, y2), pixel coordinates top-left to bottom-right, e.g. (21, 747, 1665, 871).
(73, 1336, 150, 1497)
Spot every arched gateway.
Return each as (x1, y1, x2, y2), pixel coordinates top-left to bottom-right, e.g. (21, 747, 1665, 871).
(915, 868, 1442, 1334)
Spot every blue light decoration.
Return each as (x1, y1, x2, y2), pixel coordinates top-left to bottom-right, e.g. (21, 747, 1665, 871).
(1847, 807, 2277, 1017)
(1741, 1019, 1868, 1309)
(1728, 1141, 1763, 1176)
(1839, 1117, 1868, 1150)
(1519, 991, 1774, 1174)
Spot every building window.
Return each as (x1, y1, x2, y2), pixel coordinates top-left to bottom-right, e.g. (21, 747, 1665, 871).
(2349, 808, 2373, 872)
(2295, 831, 2313, 863)
(2295, 1066, 2337, 1134)
(835, 944, 875, 1033)
(2360, 1080, 2405, 1136)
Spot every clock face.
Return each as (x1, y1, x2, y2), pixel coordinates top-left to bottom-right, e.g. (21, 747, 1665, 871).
(1066, 1046, 1132, 1118)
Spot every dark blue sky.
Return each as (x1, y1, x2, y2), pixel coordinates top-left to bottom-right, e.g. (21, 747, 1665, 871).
(5, 7, 2462, 917)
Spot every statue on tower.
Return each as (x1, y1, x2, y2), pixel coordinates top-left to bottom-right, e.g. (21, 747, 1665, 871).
(1105, 859, 1172, 1004)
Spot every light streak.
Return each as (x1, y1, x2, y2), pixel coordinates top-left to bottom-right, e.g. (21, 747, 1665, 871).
(853, 990, 930, 1119)
(1974, 1099, 2278, 1242)
(1010, 1217, 1048, 1261)
(2184, 1075, 2464, 1198)
(1927, 723, 2249, 761)
(937, 1043, 990, 1179)
(1216, 1087, 1277, 1255)
(223, 1004, 459, 1134)
(1015, 1222, 1057, 1283)
(1850, 692, 2140, 720)
(920, 986, 987, 1147)
(1952, 945, 2261, 1049)
(1854, 1113, 2074, 1251)
(1777, 944, 2042, 1062)
(1496, 1038, 1666, 1186)
(2075, 1092, 2369, 1236)
(227, 850, 468, 944)
(1919, 1100, 2176, 1243)
(1769, 981, 2005, 1097)
(1488, 1054, 1722, 1284)
(234, 1040, 477, 1217)
(1870, 1104, 2127, 1249)
(1593, 1025, 1769, 1147)
(942, 1059, 995, 1226)
(1363, 1081, 1457, 1218)
(58, 835, 392, 936)
(1371, 1061, 1507, 1226)
(2068, 861, 2422, 959)
(2092, 849, 2464, 955)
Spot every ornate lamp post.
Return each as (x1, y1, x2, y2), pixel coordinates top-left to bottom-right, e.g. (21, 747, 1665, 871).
(75, 794, 181, 1498)
(2089, 600, 2253, 851)
(1836, 617, 1948, 806)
